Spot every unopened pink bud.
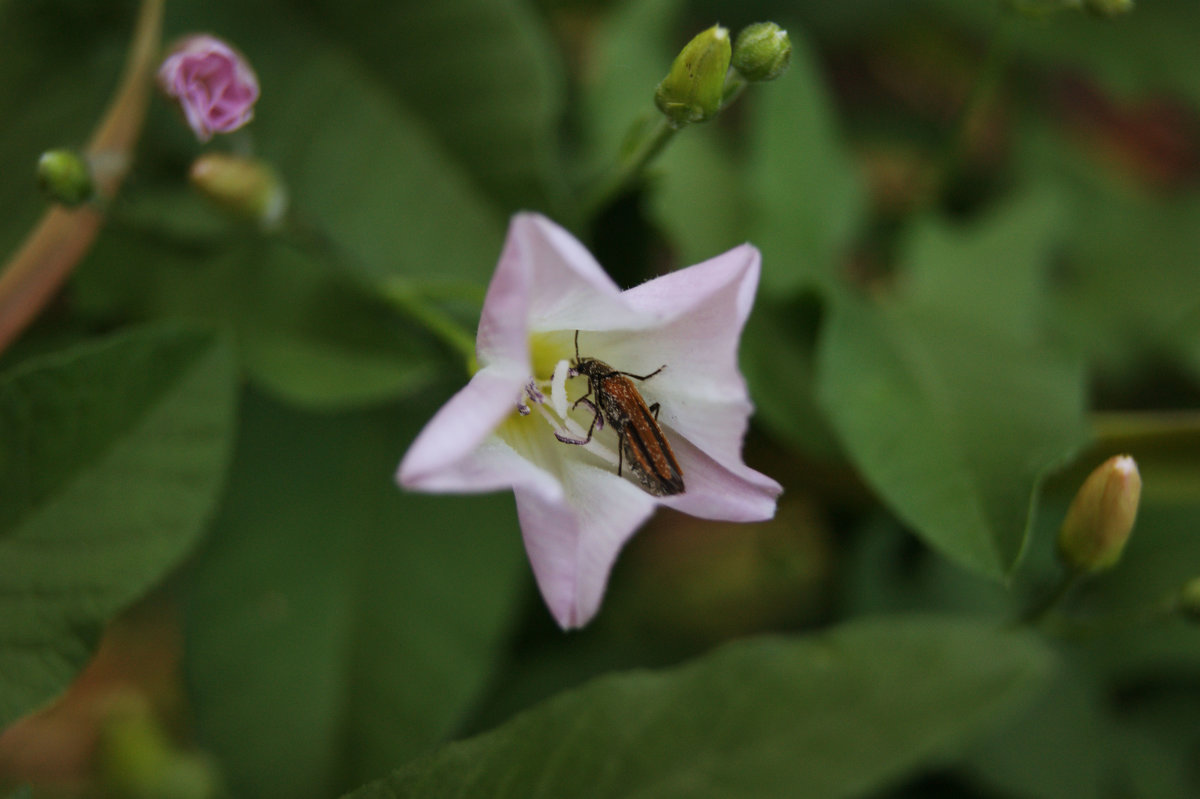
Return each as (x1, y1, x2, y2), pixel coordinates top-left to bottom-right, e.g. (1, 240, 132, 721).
(158, 34, 259, 142)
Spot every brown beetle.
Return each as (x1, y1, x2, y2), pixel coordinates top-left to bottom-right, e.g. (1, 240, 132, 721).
(554, 331, 685, 496)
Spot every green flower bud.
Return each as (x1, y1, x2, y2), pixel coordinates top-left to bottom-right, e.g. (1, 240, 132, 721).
(1057, 454, 1141, 573)
(188, 153, 288, 229)
(654, 25, 732, 127)
(731, 22, 792, 83)
(1084, 0, 1134, 17)
(37, 148, 94, 206)
(1178, 577, 1200, 623)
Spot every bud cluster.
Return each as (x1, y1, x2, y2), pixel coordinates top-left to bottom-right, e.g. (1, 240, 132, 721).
(654, 22, 792, 128)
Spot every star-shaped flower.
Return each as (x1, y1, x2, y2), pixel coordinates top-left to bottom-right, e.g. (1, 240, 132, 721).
(398, 213, 781, 628)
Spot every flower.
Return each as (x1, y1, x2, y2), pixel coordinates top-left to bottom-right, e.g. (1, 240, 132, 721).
(398, 213, 781, 629)
(158, 35, 259, 142)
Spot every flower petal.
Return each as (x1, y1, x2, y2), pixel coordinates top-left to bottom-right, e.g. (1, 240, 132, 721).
(608, 245, 765, 471)
(658, 431, 781, 522)
(515, 461, 656, 629)
(507, 214, 654, 335)
(397, 367, 529, 491)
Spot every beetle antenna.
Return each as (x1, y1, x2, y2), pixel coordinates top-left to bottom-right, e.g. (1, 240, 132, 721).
(574, 330, 581, 361)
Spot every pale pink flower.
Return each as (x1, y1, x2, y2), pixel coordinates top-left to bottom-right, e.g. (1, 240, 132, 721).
(398, 214, 781, 629)
(158, 35, 259, 142)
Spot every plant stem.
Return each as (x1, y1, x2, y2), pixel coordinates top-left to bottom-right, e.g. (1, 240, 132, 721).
(577, 116, 678, 227)
(0, 0, 163, 354)
(1020, 569, 1086, 627)
(378, 279, 477, 376)
(933, 10, 1016, 192)
(284, 212, 478, 376)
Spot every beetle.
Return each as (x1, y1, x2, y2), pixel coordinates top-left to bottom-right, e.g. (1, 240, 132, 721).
(554, 331, 685, 497)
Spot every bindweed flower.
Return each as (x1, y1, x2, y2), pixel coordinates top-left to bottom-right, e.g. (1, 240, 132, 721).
(158, 34, 259, 142)
(1057, 454, 1141, 573)
(398, 214, 781, 629)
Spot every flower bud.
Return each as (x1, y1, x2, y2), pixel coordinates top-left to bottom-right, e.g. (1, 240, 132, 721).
(654, 25, 732, 127)
(1178, 577, 1200, 623)
(1057, 454, 1141, 573)
(1084, 0, 1134, 17)
(36, 149, 94, 206)
(189, 153, 288, 229)
(158, 34, 259, 142)
(731, 23, 791, 83)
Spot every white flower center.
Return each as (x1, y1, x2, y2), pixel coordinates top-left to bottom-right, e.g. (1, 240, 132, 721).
(515, 361, 621, 472)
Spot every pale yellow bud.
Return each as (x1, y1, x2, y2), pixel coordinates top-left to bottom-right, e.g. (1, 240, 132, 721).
(1057, 455, 1141, 573)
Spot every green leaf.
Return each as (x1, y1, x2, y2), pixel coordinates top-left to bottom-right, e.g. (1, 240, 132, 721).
(748, 25, 866, 296)
(1055, 190, 1200, 377)
(184, 390, 527, 799)
(74, 230, 448, 410)
(650, 126, 750, 266)
(0, 325, 237, 728)
(295, 0, 565, 211)
(344, 616, 1054, 799)
(253, 43, 506, 285)
(964, 669, 1114, 799)
(899, 191, 1065, 343)
(816, 295, 1089, 579)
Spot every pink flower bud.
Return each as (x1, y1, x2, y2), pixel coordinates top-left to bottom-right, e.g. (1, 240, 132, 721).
(158, 35, 259, 142)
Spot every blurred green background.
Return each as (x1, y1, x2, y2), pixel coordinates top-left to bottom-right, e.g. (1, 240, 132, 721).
(1, 0, 1198, 797)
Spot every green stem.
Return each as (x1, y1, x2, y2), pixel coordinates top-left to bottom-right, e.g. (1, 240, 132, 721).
(283, 213, 478, 375)
(1020, 569, 1086, 627)
(577, 116, 678, 226)
(378, 279, 477, 375)
(574, 67, 752, 229)
(933, 10, 1016, 191)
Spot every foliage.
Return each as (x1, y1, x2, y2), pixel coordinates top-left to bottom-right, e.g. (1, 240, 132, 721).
(2, 0, 1199, 797)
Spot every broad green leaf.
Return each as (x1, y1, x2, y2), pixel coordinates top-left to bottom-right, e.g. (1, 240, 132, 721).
(0, 325, 237, 728)
(344, 616, 1054, 799)
(1055, 190, 1200, 377)
(748, 25, 866, 296)
(964, 670, 1114, 799)
(184, 390, 527, 799)
(651, 125, 750, 267)
(899, 191, 1065, 343)
(296, 0, 564, 211)
(816, 295, 1089, 579)
(253, 43, 506, 285)
(74, 231, 446, 410)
